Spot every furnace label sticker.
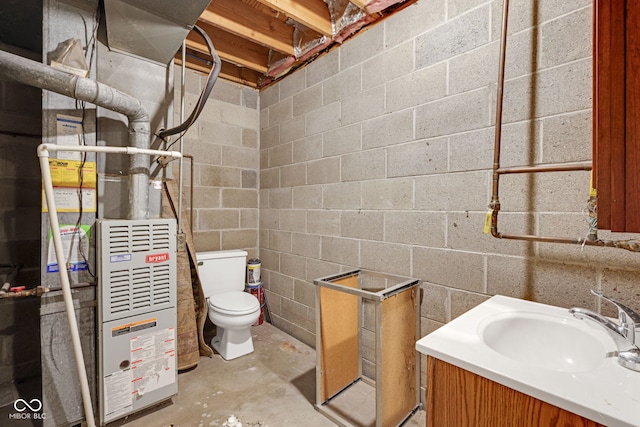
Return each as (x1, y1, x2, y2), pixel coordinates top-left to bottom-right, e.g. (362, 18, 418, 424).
(103, 368, 133, 419)
(130, 327, 176, 397)
(46, 224, 91, 273)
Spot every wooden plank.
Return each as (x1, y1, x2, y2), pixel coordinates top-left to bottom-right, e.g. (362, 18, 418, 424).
(427, 358, 605, 427)
(200, 0, 295, 55)
(625, 1, 640, 231)
(319, 274, 360, 402)
(350, 0, 370, 10)
(381, 288, 417, 427)
(174, 55, 261, 88)
(256, 0, 332, 37)
(186, 23, 269, 73)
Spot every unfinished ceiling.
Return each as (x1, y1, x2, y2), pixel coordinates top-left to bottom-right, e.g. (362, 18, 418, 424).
(178, 0, 417, 89)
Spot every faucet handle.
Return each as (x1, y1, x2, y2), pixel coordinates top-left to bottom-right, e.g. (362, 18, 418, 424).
(592, 290, 640, 325)
(591, 290, 640, 345)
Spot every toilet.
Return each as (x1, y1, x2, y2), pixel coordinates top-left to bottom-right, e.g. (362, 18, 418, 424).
(196, 250, 261, 360)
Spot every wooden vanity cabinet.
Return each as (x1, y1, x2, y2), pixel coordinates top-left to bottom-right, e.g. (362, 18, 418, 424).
(426, 357, 605, 427)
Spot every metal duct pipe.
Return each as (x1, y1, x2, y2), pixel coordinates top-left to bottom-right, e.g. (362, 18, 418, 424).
(0, 49, 151, 219)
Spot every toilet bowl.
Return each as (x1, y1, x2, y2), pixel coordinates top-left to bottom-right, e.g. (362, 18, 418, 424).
(196, 250, 260, 360)
(208, 291, 260, 360)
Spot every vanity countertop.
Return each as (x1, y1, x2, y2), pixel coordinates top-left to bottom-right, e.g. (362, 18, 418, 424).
(416, 295, 640, 427)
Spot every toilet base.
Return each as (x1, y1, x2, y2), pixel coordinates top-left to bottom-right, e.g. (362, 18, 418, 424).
(211, 326, 254, 360)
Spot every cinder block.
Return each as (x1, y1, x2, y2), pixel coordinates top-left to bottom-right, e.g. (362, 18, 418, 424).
(193, 230, 221, 251)
(268, 98, 293, 128)
(281, 114, 306, 143)
(416, 87, 492, 139)
(340, 23, 384, 71)
(416, 5, 490, 69)
(260, 168, 279, 189)
(341, 149, 386, 182)
(307, 157, 340, 185)
(502, 58, 591, 124)
(240, 209, 258, 228)
(281, 298, 314, 332)
(259, 208, 279, 230)
(242, 88, 259, 109)
(363, 109, 413, 150)
(497, 119, 541, 168)
(341, 210, 384, 240)
(341, 87, 386, 126)
(324, 182, 362, 209)
(324, 124, 362, 156)
(307, 48, 340, 87)
(269, 142, 293, 168)
(269, 271, 295, 299)
(601, 269, 640, 318)
(387, 138, 448, 178)
(242, 169, 257, 188)
(386, 63, 447, 113)
(449, 128, 494, 172)
(199, 209, 239, 229)
(413, 247, 484, 292)
(449, 42, 498, 95)
(222, 145, 260, 169)
(363, 40, 414, 89)
(268, 187, 292, 209)
(221, 102, 260, 129)
(261, 84, 280, 110)
(279, 68, 306, 100)
(420, 282, 449, 323)
(384, 0, 446, 49)
(292, 185, 322, 209)
(185, 140, 222, 166)
(193, 185, 220, 209)
(362, 178, 413, 209)
(306, 257, 345, 283)
(269, 230, 293, 253)
(222, 188, 258, 208)
(199, 165, 241, 187)
(307, 210, 340, 235)
(293, 84, 323, 117)
(541, 8, 591, 69)
(260, 125, 280, 150)
(293, 134, 324, 162)
(292, 232, 321, 259)
(384, 211, 446, 247)
(210, 79, 242, 105)
(242, 128, 258, 148)
(321, 236, 359, 266)
(360, 241, 411, 276)
(323, 67, 362, 105)
(281, 163, 306, 188)
(293, 279, 316, 307)
(279, 209, 306, 232)
(281, 252, 307, 281)
(415, 171, 489, 212)
(449, 290, 489, 321)
(541, 110, 591, 163)
(305, 101, 341, 136)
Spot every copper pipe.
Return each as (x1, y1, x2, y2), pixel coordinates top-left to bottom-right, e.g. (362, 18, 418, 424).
(488, 0, 640, 252)
(497, 161, 592, 175)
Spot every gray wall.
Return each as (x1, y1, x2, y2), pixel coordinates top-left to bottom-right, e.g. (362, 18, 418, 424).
(257, 0, 640, 400)
(174, 68, 260, 258)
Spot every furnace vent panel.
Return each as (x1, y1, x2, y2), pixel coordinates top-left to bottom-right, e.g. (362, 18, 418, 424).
(98, 219, 177, 322)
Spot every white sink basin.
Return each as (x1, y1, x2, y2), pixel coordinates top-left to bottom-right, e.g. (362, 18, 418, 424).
(416, 295, 640, 427)
(479, 311, 608, 372)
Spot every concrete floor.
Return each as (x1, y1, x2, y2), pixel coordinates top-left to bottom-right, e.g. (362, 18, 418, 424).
(112, 323, 425, 427)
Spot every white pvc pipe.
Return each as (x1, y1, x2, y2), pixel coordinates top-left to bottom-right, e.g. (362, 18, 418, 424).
(38, 143, 182, 427)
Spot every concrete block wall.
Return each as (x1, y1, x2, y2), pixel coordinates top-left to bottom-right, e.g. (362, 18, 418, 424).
(174, 68, 260, 257)
(259, 0, 640, 400)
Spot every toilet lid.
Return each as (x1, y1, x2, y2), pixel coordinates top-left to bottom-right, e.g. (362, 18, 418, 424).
(208, 291, 260, 314)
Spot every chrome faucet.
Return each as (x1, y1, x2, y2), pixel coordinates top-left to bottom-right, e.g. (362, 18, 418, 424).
(569, 290, 640, 372)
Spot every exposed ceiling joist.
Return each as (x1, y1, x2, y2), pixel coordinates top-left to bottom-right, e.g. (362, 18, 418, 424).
(256, 0, 333, 37)
(199, 0, 295, 55)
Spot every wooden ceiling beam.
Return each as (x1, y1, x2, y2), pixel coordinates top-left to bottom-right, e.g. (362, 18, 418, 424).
(175, 54, 261, 89)
(350, 0, 371, 10)
(200, 0, 295, 55)
(186, 23, 269, 74)
(256, 0, 333, 37)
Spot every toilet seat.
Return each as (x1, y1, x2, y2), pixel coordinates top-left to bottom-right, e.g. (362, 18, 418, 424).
(208, 291, 259, 315)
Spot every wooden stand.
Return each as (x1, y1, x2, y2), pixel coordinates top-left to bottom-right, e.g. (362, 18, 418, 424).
(314, 270, 421, 427)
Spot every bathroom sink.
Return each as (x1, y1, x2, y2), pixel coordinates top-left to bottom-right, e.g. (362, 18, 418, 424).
(478, 311, 608, 372)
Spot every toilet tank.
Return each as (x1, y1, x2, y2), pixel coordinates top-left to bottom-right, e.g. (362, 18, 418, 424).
(196, 250, 248, 297)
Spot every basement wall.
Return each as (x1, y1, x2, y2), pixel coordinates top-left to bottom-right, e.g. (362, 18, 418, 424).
(173, 67, 260, 257)
(258, 0, 640, 402)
